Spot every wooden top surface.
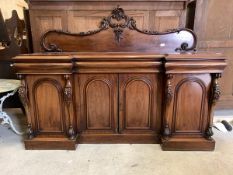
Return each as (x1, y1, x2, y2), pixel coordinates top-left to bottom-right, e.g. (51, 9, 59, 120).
(29, 0, 188, 2)
(13, 52, 225, 61)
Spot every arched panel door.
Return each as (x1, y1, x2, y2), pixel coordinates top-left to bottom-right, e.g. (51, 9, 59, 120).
(77, 74, 118, 133)
(32, 78, 66, 134)
(172, 78, 207, 134)
(119, 74, 161, 134)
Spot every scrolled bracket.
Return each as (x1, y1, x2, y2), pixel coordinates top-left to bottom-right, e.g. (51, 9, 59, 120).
(18, 74, 29, 107)
(64, 75, 76, 140)
(64, 75, 72, 103)
(205, 73, 222, 140)
(212, 73, 221, 105)
(166, 74, 173, 105)
(18, 75, 34, 138)
(163, 74, 173, 139)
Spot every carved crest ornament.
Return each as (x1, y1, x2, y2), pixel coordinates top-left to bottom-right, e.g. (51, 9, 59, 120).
(41, 6, 197, 52)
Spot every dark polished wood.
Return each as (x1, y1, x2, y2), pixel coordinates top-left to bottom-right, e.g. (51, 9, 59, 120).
(13, 52, 226, 150)
(13, 5, 226, 151)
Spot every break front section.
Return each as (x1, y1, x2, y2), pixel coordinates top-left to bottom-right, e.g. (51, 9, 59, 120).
(13, 53, 226, 150)
(161, 54, 226, 151)
(73, 54, 163, 143)
(14, 55, 77, 150)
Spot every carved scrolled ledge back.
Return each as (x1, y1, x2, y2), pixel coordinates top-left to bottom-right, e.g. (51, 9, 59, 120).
(40, 6, 197, 52)
(64, 75, 76, 140)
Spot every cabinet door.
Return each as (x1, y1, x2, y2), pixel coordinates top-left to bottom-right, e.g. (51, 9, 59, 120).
(76, 74, 118, 133)
(119, 74, 161, 134)
(166, 74, 211, 136)
(27, 75, 71, 136)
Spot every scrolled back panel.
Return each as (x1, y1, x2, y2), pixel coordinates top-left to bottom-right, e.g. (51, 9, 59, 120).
(40, 6, 197, 53)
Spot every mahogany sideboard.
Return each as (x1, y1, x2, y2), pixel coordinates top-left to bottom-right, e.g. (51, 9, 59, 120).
(13, 6, 226, 151)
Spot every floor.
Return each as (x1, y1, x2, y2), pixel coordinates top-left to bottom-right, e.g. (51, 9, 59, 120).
(0, 109, 233, 175)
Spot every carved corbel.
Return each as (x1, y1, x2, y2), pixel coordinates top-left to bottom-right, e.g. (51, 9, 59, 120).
(211, 73, 221, 105)
(163, 74, 173, 138)
(18, 75, 34, 139)
(18, 75, 29, 107)
(166, 74, 173, 105)
(205, 73, 222, 139)
(64, 75, 76, 140)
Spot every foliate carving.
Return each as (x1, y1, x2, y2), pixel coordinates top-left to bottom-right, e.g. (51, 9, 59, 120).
(64, 75, 76, 140)
(64, 75, 72, 103)
(18, 75, 29, 107)
(114, 28, 123, 43)
(166, 74, 173, 104)
(205, 74, 222, 140)
(212, 73, 221, 105)
(205, 126, 214, 139)
(41, 6, 197, 52)
(27, 124, 34, 140)
(18, 75, 33, 138)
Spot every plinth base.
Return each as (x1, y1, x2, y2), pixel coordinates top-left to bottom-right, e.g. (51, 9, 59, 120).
(161, 137, 215, 151)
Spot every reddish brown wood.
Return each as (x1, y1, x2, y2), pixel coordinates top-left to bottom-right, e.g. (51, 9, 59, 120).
(119, 74, 161, 134)
(24, 138, 76, 150)
(75, 74, 118, 134)
(78, 133, 160, 144)
(38, 6, 196, 53)
(12, 5, 226, 151)
(13, 52, 226, 150)
(161, 137, 215, 151)
(28, 0, 191, 52)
